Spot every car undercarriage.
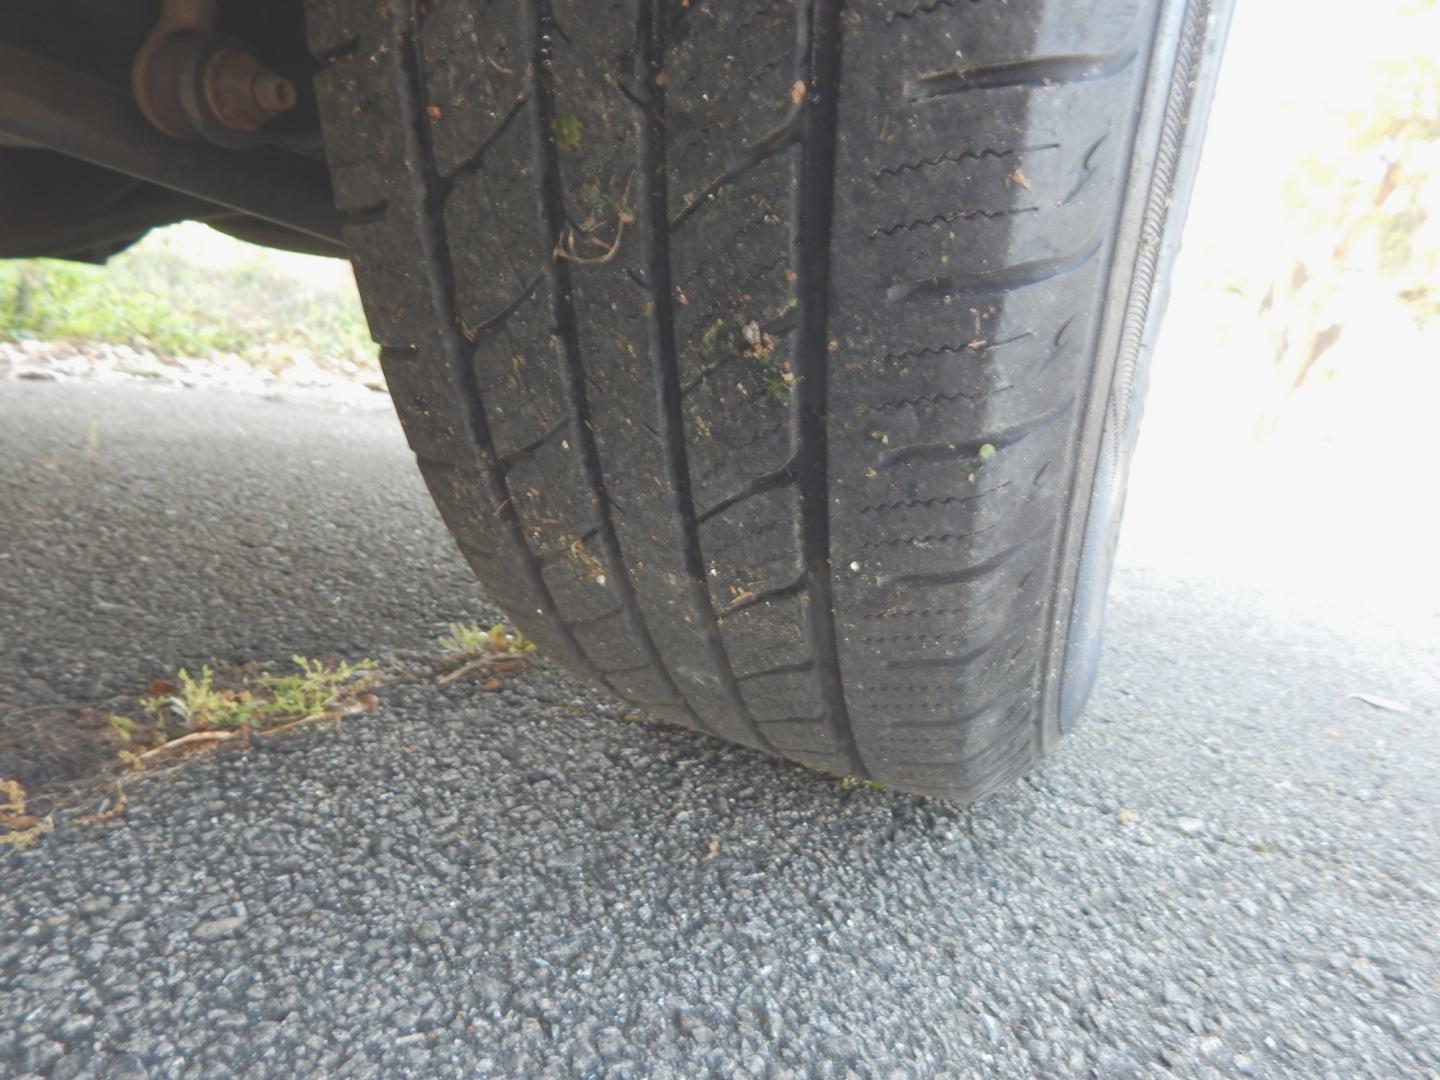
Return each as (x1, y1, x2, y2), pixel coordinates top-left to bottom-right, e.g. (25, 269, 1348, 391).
(1, 0, 340, 263)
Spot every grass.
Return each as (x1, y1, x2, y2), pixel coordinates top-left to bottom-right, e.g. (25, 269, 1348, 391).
(0, 223, 374, 371)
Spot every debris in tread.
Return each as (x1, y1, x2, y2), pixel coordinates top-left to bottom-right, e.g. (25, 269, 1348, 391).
(717, 575, 805, 619)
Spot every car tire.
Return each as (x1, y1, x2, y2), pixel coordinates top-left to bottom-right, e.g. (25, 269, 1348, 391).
(304, 0, 1230, 800)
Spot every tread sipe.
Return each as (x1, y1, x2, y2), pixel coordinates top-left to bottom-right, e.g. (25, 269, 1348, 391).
(305, 0, 1227, 800)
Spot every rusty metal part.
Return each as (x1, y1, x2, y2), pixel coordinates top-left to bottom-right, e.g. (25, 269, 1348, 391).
(204, 49, 298, 131)
(169, 32, 299, 149)
(131, 0, 297, 144)
(131, 0, 217, 137)
(0, 41, 343, 249)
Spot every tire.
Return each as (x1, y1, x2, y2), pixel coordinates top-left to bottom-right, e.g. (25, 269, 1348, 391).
(305, 0, 1229, 800)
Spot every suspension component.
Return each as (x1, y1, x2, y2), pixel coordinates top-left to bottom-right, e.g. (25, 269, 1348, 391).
(131, 0, 298, 146)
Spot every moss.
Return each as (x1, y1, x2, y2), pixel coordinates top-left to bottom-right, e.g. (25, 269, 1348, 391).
(551, 114, 583, 153)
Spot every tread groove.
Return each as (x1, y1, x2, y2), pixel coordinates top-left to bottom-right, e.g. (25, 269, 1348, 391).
(717, 575, 806, 619)
(882, 535, 1037, 590)
(383, 0, 607, 685)
(755, 716, 826, 728)
(859, 384, 1013, 413)
(871, 143, 1058, 182)
(859, 524, 996, 550)
(859, 482, 1011, 515)
(1061, 133, 1110, 205)
(885, 239, 1102, 305)
(905, 44, 1140, 102)
(881, 679, 1030, 731)
(671, 108, 802, 232)
(737, 659, 815, 683)
(442, 94, 529, 183)
(790, 0, 868, 779)
(868, 205, 1038, 240)
(880, 333, 1031, 365)
(521, 0, 704, 731)
(565, 606, 624, 630)
(696, 457, 799, 524)
(882, 624, 1020, 670)
(497, 413, 571, 468)
(886, 0, 980, 23)
(462, 272, 545, 340)
(879, 397, 1075, 468)
(632, 0, 776, 752)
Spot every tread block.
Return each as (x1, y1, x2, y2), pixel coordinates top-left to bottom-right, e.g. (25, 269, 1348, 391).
(312, 56, 405, 212)
(418, 0, 526, 178)
(345, 210, 440, 350)
(699, 488, 804, 614)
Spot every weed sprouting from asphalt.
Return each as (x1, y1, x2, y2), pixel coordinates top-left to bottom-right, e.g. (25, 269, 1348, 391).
(127, 656, 377, 748)
(836, 775, 886, 793)
(437, 622, 536, 658)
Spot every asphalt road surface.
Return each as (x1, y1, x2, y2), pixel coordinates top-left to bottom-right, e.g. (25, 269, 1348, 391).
(2, 381, 1437, 1079)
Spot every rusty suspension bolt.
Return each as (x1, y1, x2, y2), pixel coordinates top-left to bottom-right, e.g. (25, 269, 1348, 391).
(203, 49, 298, 132)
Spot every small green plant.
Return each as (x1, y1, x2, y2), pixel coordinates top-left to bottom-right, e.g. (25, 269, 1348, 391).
(257, 656, 376, 719)
(436, 622, 487, 656)
(438, 622, 536, 657)
(136, 656, 376, 742)
(106, 714, 137, 743)
(143, 666, 258, 730)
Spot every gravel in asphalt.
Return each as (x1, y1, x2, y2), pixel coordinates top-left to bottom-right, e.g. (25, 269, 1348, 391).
(2, 382, 1437, 1079)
